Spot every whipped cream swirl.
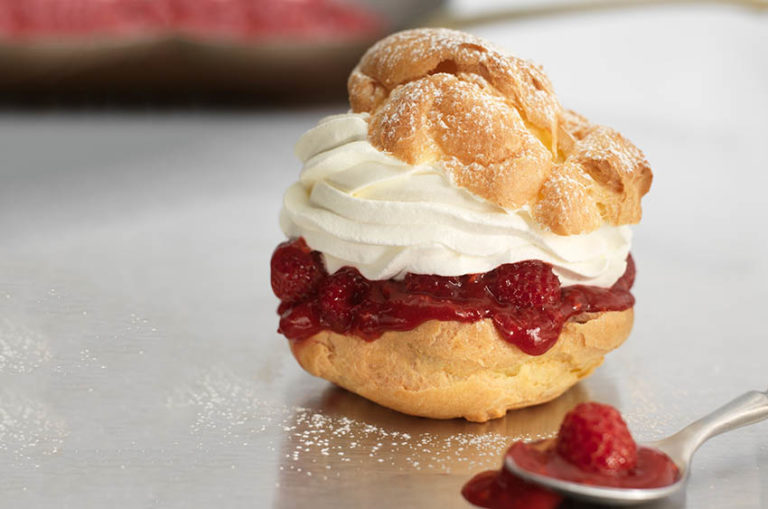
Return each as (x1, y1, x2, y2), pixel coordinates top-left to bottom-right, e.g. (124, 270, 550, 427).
(280, 113, 631, 288)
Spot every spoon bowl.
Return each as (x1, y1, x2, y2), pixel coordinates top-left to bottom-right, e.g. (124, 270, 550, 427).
(505, 389, 768, 505)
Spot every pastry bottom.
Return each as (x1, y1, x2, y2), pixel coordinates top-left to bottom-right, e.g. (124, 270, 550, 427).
(290, 309, 633, 422)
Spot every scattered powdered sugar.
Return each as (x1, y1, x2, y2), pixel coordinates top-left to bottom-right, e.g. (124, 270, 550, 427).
(620, 372, 678, 439)
(526, 327, 543, 345)
(166, 368, 556, 477)
(0, 318, 52, 374)
(576, 126, 647, 175)
(368, 28, 504, 72)
(366, 28, 559, 149)
(166, 367, 280, 438)
(363, 28, 649, 236)
(0, 392, 68, 460)
(535, 166, 590, 220)
(279, 409, 514, 476)
(547, 167, 585, 193)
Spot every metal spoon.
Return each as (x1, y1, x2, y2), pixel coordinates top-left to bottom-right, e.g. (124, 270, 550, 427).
(505, 389, 768, 506)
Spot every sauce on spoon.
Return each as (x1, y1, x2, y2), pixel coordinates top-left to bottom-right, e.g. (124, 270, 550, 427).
(462, 402, 679, 508)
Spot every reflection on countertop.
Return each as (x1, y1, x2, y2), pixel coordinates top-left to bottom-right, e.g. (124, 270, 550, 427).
(273, 383, 595, 508)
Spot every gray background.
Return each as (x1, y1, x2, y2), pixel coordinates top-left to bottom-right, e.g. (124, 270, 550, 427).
(1, 3, 767, 508)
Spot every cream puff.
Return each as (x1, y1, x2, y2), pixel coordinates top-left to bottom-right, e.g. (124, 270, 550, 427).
(271, 28, 652, 422)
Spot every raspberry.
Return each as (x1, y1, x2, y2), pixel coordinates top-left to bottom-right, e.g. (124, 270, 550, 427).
(270, 238, 325, 303)
(403, 273, 463, 299)
(318, 267, 369, 330)
(277, 302, 321, 341)
(488, 261, 561, 309)
(556, 402, 638, 474)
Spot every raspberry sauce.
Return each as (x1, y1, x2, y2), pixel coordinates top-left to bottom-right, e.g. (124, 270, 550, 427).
(508, 441, 679, 489)
(462, 468, 563, 509)
(271, 238, 635, 355)
(462, 403, 679, 508)
(1, 0, 382, 41)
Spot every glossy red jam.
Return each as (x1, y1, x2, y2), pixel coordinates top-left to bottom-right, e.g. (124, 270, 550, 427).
(462, 468, 563, 509)
(508, 441, 679, 489)
(462, 402, 679, 508)
(271, 238, 636, 355)
(1, 0, 382, 40)
(512, 402, 679, 489)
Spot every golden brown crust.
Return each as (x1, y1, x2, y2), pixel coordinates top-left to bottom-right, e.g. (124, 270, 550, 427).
(348, 28, 652, 235)
(291, 309, 634, 422)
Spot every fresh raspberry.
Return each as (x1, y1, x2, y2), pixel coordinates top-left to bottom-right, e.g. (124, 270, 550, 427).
(488, 261, 561, 309)
(270, 238, 325, 303)
(403, 273, 463, 299)
(318, 267, 369, 330)
(277, 302, 322, 341)
(556, 402, 638, 474)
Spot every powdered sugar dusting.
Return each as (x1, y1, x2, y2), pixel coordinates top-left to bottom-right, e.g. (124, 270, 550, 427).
(279, 410, 516, 475)
(167, 367, 278, 438)
(577, 126, 647, 175)
(359, 28, 651, 235)
(0, 392, 68, 460)
(167, 368, 561, 477)
(537, 166, 588, 215)
(366, 28, 559, 146)
(526, 327, 543, 345)
(365, 28, 559, 129)
(0, 319, 51, 374)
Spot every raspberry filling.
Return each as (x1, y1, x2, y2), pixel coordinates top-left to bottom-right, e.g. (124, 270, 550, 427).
(271, 238, 635, 355)
(462, 403, 679, 508)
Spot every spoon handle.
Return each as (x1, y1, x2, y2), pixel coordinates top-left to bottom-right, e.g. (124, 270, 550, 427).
(668, 390, 768, 459)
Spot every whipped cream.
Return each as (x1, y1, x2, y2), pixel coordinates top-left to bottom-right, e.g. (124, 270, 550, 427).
(280, 113, 631, 288)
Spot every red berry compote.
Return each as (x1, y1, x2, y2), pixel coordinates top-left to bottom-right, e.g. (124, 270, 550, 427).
(271, 237, 636, 355)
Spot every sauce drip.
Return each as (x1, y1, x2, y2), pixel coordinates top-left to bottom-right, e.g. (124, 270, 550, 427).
(462, 468, 563, 509)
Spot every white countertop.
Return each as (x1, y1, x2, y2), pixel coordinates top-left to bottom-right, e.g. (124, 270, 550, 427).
(0, 4, 766, 508)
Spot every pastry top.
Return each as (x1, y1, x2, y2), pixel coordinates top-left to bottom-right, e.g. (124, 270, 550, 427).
(348, 28, 652, 235)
